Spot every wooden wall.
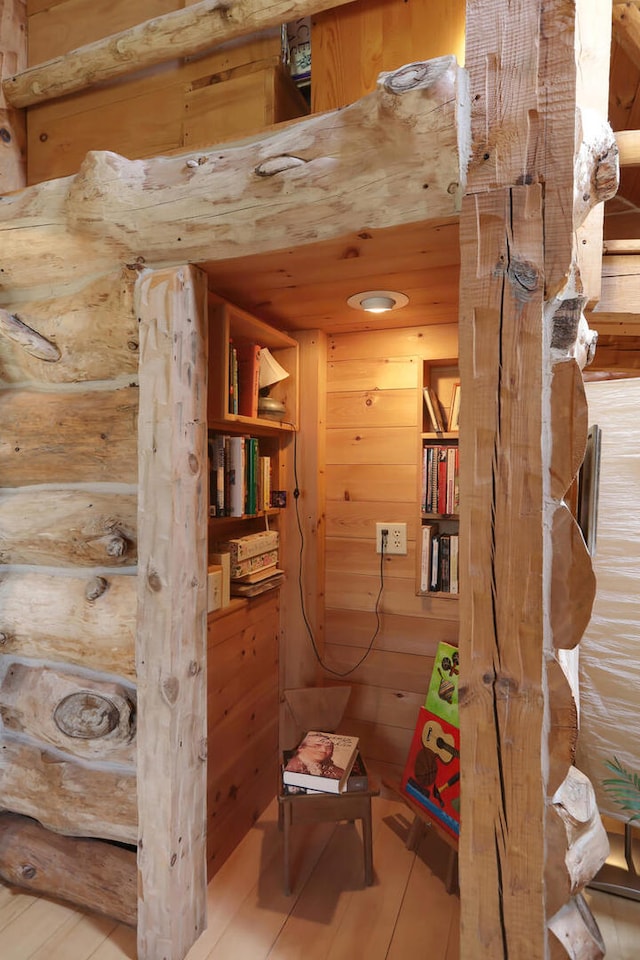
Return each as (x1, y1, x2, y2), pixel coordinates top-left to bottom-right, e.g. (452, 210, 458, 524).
(0, 269, 139, 880)
(25, 1, 307, 184)
(311, 0, 466, 112)
(206, 593, 280, 879)
(322, 323, 460, 780)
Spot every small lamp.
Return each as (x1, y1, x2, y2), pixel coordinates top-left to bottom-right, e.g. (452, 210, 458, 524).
(258, 347, 289, 419)
(347, 289, 409, 313)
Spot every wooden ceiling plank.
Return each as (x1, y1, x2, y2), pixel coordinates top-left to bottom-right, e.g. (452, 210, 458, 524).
(613, 2, 640, 71)
(3, 0, 358, 109)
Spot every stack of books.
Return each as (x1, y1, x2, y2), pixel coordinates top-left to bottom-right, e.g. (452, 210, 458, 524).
(209, 434, 272, 518)
(282, 731, 365, 795)
(212, 529, 284, 598)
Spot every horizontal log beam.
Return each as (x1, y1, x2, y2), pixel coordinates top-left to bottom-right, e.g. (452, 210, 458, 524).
(615, 129, 640, 166)
(0, 813, 137, 926)
(2, 0, 357, 109)
(0, 58, 466, 294)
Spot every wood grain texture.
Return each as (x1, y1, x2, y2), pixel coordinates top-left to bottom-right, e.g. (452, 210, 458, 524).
(0, 571, 136, 678)
(0, 489, 137, 566)
(0, 736, 137, 843)
(458, 185, 547, 957)
(550, 360, 589, 501)
(0, 386, 138, 486)
(1, 57, 465, 293)
(0, 271, 139, 384)
(550, 503, 597, 651)
(136, 265, 208, 960)
(0, 661, 136, 765)
(0, 0, 26, 193)
(0, 812, 137, 926)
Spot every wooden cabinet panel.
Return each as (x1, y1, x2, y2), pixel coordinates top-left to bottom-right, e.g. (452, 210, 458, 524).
(312, 0, 466, 112)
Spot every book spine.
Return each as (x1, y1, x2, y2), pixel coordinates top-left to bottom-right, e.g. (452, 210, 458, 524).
(228, 436, 245, 517)
(420, 524, 433, 593)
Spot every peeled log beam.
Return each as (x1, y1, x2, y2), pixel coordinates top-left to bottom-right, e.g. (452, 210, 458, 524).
(0, 736, 137, 843)
(548, 893, 606, 960)
(2, 0, 357, 109)
(0, 661, 136, 766)
(0, 271, 139, 385)
(573, 112, 619, 227)
(546, 657, 578, 796)
(0, 0, 27, 191)
(0, 59, 466, 293)
(615, 129, 640, 166)
(0, 386, 138, 486)
(0, 812, 136, 926)
(0, 489, 137, 566)
(549, 361, 588, 501)
(0, 571, 136, 679)
(546, 767, 610, 917)
(550, 504, 597, 651)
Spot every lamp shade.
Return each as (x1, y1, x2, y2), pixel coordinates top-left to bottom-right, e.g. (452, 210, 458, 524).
(259, 347, 289, 389)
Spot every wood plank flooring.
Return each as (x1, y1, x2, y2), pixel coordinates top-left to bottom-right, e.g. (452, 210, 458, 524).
(0, 796, 638, 959)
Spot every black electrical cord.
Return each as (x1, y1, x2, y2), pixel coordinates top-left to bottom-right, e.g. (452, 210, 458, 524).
(289, 427, 385, 677)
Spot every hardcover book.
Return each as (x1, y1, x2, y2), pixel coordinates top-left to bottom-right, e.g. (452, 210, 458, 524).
(282, 749, 369, 795)
(282, 731, 359, 794)
(236, 342, 261, 419)
(229, 549, 279, 579)
(402, 707, 460, 840)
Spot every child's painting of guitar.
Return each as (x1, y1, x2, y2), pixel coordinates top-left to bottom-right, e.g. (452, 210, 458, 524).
(421, 717, 459, 764)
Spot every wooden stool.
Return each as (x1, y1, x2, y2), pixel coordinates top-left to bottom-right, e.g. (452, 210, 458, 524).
(278, 785, 380, 895)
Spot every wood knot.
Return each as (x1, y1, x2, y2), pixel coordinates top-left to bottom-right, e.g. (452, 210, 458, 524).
(85, 576, 108, 601)
(188, 660, 200, 676)
(0, 309, 61, 362)
(507, 259, 540, 301)
(255, 155, 307, 177)
(20, 864, 37, 880)
(54, 692, 120, 739)
(106, 534, 127, 557)
(147, 570, 162, 592)
(188, 453, 199, 474)
(163, 676, 179, 704)
(382, 58, 450, 94)
(199, 737, 208, 761)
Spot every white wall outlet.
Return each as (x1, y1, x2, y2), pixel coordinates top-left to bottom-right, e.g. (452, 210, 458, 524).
(376, 522, 407, 555)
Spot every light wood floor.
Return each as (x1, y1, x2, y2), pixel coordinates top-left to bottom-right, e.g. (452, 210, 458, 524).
(0, 796, 638, 960)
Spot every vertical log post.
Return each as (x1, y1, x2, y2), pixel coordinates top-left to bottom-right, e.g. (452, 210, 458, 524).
(459, 0, 614, 957)
(0, 0, 26, 191)
(136, 266, 209, 960)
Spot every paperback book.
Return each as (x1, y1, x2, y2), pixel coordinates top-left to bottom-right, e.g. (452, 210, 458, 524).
(402, 706, 460, 840)
(282, 731, 359, 794)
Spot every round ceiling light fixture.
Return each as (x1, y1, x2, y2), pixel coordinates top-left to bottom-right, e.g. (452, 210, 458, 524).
(347, 290, 409, 314)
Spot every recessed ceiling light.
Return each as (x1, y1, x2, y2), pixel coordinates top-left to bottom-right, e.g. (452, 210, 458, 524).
(347, 290, 409, 313)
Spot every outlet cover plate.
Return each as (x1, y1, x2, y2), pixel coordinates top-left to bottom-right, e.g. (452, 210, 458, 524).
(376, 522, 407, 555)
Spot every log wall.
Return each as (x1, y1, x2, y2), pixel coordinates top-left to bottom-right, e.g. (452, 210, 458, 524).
(323, 321, 459, 780)
(0, 267, 139, 902)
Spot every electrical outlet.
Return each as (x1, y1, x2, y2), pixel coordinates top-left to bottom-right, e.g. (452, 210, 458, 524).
(376, 522, 407, 555)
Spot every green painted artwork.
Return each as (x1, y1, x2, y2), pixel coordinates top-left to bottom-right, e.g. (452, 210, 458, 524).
(424, 642, 459, 729)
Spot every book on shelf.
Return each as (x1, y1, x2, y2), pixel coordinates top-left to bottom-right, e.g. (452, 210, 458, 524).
(420, 523, 438, 593)
(236, 342, 261, 419)
(282, 731, 359, 794)
(233, 566, 284, 586)
(422, 444, 459, 517)
(227, 435, 245, 517)
(423, 387, 446, 433)
(449, 534, 459, 594)
(281, 750, 369, 795)
(449, 382, 460, 432)
(213, 528, 279, 562)
(229, 341, 238, 415)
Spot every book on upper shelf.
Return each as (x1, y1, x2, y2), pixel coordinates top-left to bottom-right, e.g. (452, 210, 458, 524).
(236, 342, 261, 419)
(449, 382, 460, 432)
(423, 387, 446, 433)
(281, 749, 369, 795)
(282, 731, 359, 794)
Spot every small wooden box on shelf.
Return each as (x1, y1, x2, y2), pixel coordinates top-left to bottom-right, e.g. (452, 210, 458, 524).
(417, 360, 460, 599)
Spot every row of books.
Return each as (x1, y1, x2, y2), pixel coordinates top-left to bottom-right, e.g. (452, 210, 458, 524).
(420, 524, 459, 594)
(209, 434, 272, 518)
(422, 444, 459, 516)
(229, 340, 261, 418)
(281, 731, 366, 795)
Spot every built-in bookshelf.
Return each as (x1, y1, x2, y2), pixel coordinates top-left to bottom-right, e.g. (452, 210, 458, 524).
(417, 360, 460, 599)
(207, 295, 298, 602)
